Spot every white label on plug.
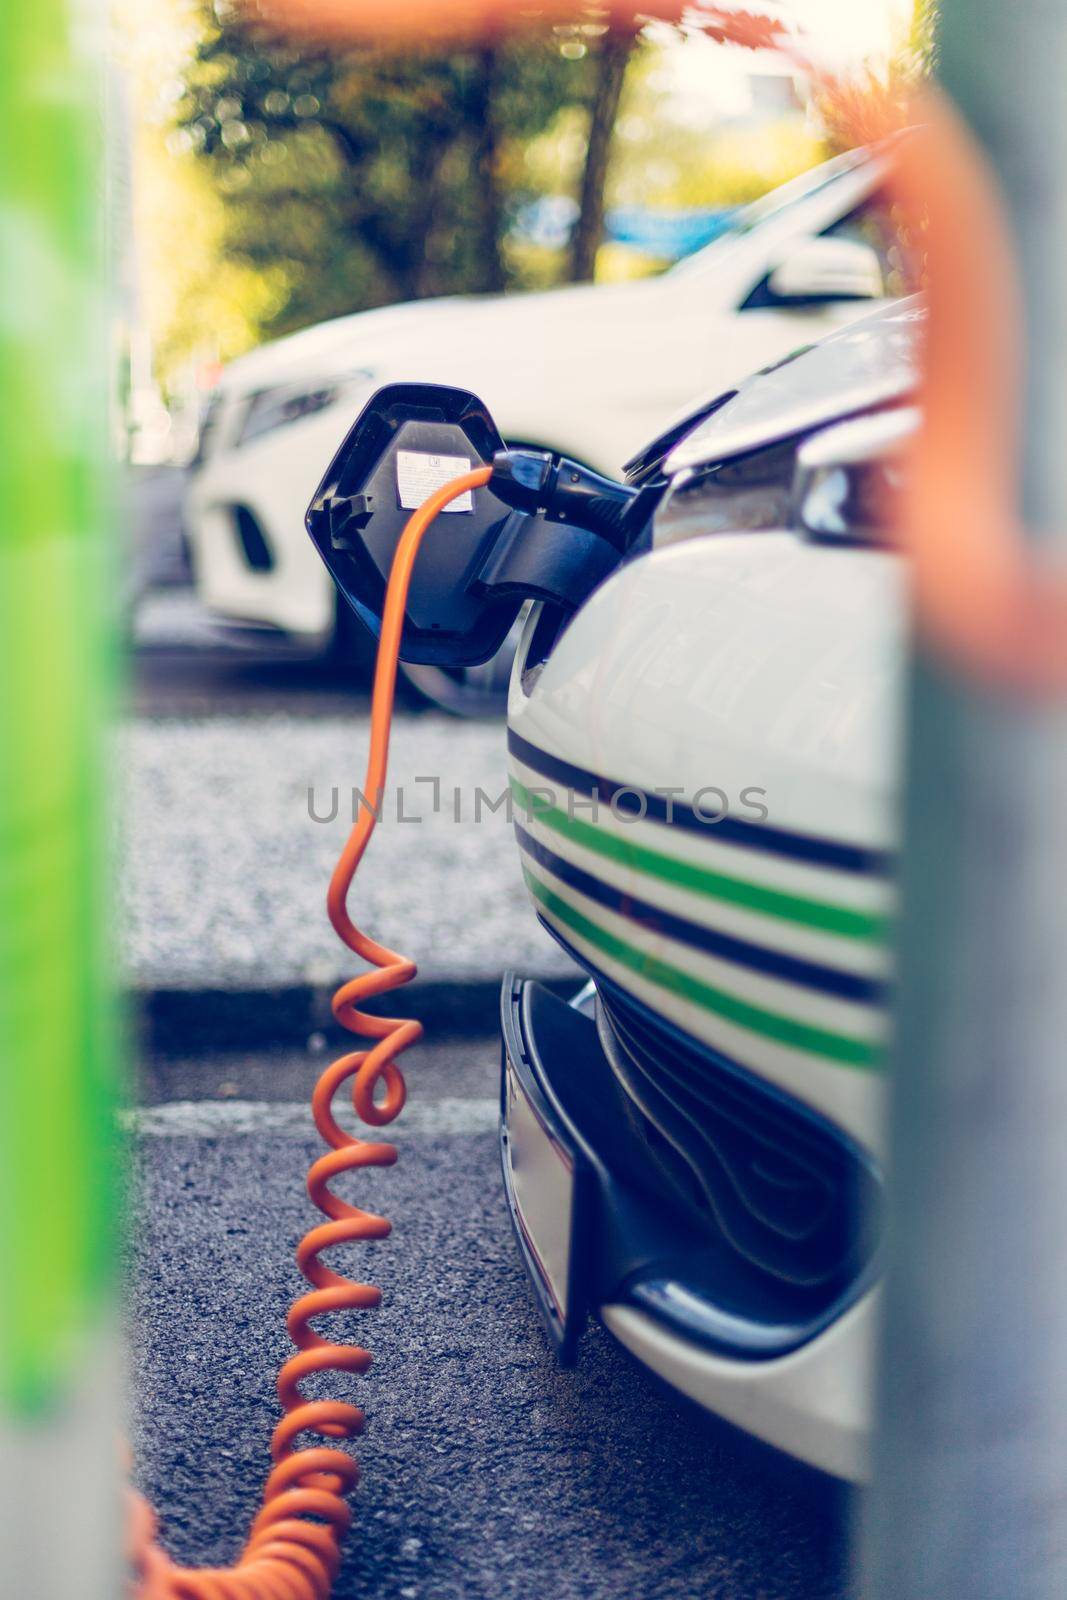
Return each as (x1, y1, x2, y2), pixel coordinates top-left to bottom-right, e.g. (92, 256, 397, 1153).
(396, 449, 474, 512)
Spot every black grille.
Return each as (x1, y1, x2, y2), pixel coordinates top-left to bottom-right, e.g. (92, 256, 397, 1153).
(597, 988, 880, 1295)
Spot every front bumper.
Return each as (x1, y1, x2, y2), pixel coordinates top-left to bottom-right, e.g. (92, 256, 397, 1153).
(499, 974, 876, 1480)
(184, 412, 354, 641)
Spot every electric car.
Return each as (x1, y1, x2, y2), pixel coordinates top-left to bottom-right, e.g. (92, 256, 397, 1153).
(303, 295, 920, 1482)
(189, 140, 905, 676)
(501, 307, 919, 1484)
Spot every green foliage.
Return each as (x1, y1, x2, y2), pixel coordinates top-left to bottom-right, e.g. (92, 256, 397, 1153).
(146, 8, 841, 370)
(817, 0, 939, 153)
(908, 0, 940, 72)
(521, 41, 827, 284)
(178, 8, 597, 339)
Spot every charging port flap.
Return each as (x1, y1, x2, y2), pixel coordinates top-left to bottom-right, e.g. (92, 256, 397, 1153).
(306, 382, 632, 670)
(306, 382, 521, 667)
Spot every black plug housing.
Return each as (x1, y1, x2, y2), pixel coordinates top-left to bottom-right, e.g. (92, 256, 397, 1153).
(491, 449, 636, 548)
(306, 383, 634, 670)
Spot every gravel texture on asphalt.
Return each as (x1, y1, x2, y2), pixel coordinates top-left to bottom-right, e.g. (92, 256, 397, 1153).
(121, 714, 570, 992)
(128, 1036, 854, 1600)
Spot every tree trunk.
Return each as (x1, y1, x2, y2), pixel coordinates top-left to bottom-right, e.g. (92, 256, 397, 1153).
(470, 46, 507, 294)
(569, 30, 636, 283)
(410, 137, 459, 299)
(406, 130, 450, 300)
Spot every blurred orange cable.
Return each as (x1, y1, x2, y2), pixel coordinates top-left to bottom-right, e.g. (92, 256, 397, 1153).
(241, 0, 684, 44)
(890, 93, 1067, 694)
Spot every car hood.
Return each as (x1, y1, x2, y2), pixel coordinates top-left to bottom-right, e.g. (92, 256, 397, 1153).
(665, 295, 925, 474)
(214, 296, 472, 391)
(213, 276, 677, 397)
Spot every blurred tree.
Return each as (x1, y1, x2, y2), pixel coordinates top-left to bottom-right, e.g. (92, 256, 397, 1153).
(179, 10, 599, 333)
(135, 119, 289, 379)
(129, 3, 852, 377)
(566, 7, 810, 282)
(908, 0, 940, 70)
(569, 27, 640, 280)
(815, 0, 939, 150)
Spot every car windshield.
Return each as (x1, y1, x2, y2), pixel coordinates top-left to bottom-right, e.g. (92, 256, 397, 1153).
(666, 148, 871, 281)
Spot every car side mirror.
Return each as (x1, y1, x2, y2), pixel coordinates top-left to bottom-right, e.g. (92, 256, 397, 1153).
(790, 406, 919, 544)
(766, 236, 884, 306)
(305, 382, 521, 667)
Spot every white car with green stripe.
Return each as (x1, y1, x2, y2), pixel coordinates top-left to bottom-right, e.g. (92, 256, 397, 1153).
(302, 299, 919, 1485)
(499, 301, 918, 1483)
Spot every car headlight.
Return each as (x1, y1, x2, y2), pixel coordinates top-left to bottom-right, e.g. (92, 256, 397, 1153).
(652, 435, 799, 549)
(790, 406, 918, 545)
(236, 369, 375, 448)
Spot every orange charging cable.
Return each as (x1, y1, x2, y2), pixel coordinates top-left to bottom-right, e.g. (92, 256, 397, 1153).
(130, 464, 494, 1599)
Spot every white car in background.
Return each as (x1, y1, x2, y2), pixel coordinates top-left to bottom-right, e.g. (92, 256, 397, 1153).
(185, 142, 904, 666)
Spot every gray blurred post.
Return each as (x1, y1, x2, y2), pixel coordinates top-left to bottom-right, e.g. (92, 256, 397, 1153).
(865, 3, 1067, 1596)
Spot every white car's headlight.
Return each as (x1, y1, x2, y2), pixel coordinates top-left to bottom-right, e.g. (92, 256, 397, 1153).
(652, 435, 799, 549)
(236, 369, 375, 448)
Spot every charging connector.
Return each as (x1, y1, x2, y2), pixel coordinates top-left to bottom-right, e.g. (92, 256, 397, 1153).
(490, 449, 636, 549)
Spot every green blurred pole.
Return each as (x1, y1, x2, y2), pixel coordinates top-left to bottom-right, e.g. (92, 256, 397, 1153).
(0, 0, 121, 1593)
(866, 3, 1067, 1596)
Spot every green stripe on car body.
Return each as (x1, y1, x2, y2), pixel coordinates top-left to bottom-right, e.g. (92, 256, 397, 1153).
(523, 868, 882, 1070)
(510, 776, 889, 943)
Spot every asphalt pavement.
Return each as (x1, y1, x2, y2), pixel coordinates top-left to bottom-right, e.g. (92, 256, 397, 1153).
(125, 498, 568, 1051)
(125, 503, 853, 1598)
(122, 712, 568, 997)
(128, 1037, 854, 1600)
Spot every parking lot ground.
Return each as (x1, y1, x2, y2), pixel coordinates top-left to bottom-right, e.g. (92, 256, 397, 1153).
(122, 710, 571, 1000)
(130, 590, 379, 718)
(128, 1034, 853, 1600)
(124, 561, 853, 1596)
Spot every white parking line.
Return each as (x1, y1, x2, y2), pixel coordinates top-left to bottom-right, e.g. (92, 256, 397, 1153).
(123, 1097, 499, 1138)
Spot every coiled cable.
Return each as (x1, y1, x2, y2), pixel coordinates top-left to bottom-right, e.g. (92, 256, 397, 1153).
(130, 465, 493, 1598)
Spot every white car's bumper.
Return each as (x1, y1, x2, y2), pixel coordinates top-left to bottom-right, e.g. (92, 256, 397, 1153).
(603, 1288, 875, 1482)
(185, 400, 369, 643)
(500, 976, 880, 1485)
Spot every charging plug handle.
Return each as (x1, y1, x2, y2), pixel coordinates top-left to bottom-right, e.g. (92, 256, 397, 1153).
(491, 449, 637, 549)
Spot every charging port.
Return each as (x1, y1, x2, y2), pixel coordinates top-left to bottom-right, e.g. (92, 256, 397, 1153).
(306, 382, 638, 669)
